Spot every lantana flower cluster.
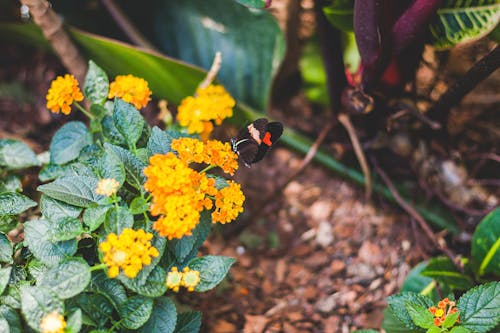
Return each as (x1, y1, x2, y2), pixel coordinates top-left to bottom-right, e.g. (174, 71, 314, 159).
(40, 311, 66, 333)
(166, 266, 201, 292)
(428, 297, 460, 327)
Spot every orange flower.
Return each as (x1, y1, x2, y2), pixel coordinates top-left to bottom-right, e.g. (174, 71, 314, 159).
(108, 74, 151, 109)
(46, 74, 84, 115)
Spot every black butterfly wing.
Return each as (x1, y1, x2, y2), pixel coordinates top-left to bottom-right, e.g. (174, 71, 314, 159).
(267, 122, 283, 142)
(235, 140, 259, 166)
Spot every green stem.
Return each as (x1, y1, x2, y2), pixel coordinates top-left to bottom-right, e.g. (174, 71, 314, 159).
(200, 164, 216, 174)
(74, 102, 96, 120)
(90, 263, 107, 272)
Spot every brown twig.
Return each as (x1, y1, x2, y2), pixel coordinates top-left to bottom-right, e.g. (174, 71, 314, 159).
(371, 156, 462, 271)
(100, 0, 158, 51)
(20, 0, 87, 83)
(338, 113, 371, 200)
(198, 52, 222, 90)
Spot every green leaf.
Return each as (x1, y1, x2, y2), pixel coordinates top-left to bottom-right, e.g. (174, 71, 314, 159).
(387, 292, 434, 329)
(38, 259, 91, 299)
(430, 2, 500, 50)
(0, 192, 36, 216)
(130, 197, 149, 214)
(155, 0, 285, 109)
(323, 0, 354, 32)
(48, 217, 83, 242)
(457, 281, 500, 333)
(38, 176, 103, 207)
(74, 293, 113, 327)
(90, 271, 127, 309)
(0, 175, 22, 193)
(0, 139, 39, 169)
(49, 121, 92, 165)
(402, 262, 439, 300)
(84, 60, 109, 105)
(0, 305, 22, 333)
(120, 265, 167, 297)
(139, 297, 176, 333)
(426, 326, 441, 333)
(0, 315, 8, 333)
(28, 260, 48, 281)
(78, 144, 104, 174)
(0, 267, 12, 295)
(187, 255, 235, 292)
(449, 326, 472, 333)
(113, 98, 145, 149)
(405, 301, 434, 329)
(98, 145, 125, 186)
(0, 215, 17, 234)
(0, 234, 12, 264)
(472, 207, 500, 276)
(83, 205, 111, 231)
(352, 330, 379, 333)
(174, 312, 202, 333)
(24, 219, 77, 266)
(104, 206, 134, 234)
(119, 295, 153, 329)
(66, 308, 82, 333)
(382, 307, 423, 333)
(20, 285, 64, 331)
(233, 0, 269, 9)
(39, 163, 68, 182)
(299, 40, 329, 105)
(421, 257, 474, 290)
(105, 143, 146, 190)
(40, 195, 83, 223)
(207, 174, 230, 190)
(170, 213, 211, 265)
(147, 126, 173, 156)
(442, 310, 460, 329)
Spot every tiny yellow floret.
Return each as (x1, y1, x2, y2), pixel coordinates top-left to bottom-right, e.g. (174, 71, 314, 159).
(181, 267, 200, 292)
(95, 178, 120, 196)
(46, 74, 84, 115)
(40, 311, 66, 333)
(99, 228, 159, 279)
(212, 181, 245, 224)
(108, 74, 152, 109)
(166, 266, 183, 292)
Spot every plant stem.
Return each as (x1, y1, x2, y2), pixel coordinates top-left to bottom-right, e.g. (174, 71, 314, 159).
(200, 164, 216, 174)
(90, 263, 107, 272)
(74, 102, 96, 120)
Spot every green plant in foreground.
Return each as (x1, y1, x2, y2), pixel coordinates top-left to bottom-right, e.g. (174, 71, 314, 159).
(0, 60, 244, 332)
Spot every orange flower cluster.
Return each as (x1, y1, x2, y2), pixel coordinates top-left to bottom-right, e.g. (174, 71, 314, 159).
(108, 74, 152, 109)
(46, 74, 84, 115)
(176, 84, 235, 140)
(428, 298, 460, 327)
(212, 181, 245, 224)
(171, 137, 239, 175)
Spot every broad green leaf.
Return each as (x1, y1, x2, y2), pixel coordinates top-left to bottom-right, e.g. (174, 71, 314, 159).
(0, 139, 39, 169)
(426, 327, 441, 333)
(98, 146, 125, 186)
(421, 257, 474, 290)
(0, 175, 22, 193)
(0, 267, 12, 295)
(90, 271, 127, 309)
(0, 315, 8, 333)
(28, 260, 48, 281)
(140, 297, 176, 333)
(75, 293, 113, 327)
(105, 143, 146, 190)
(146, 126, 173, 156)
(129, 197, 149, 215)
(430, 2, 500, 50)
(405, 302, 434, 329)
(0, 305, 22, 333)
(0, 215, 17, 234)
(48, 217, 83, 242)
(387, 292, 434, 330)
(78, 144, 104, 174)
(449, 326, 472, 333)
(39, 163, 69, 182)
(323, 0, 354, 32)
(457, 281, 500, 333)
(472, 207, 500, 276)
(155, 0, 285, 109)
(38, 259, 91, 299)
(121, 265, 167, 297)
(104, 206, 134, 234)
(0, 192, 36, 216)
(170, 212, 212, 265)
(66, 309, 82, 333)
(84, 60, 109, 105)
(113, 98, 145, 148)
(20, 285, 64, 331)
(102, 115, 127, 146)
(402, 262, 439, 301)
(49, 121, 92, 165)
(38, 176, 103, 207)
(83, 205, 111, 232)
(382, 307, 423, 333)
(442, 311, 460, 329)
(24, 219, 77, 266)
(234, 0, 270, 9)
(0, 234, 12, 264)
(174, 312, 202, 333)
(119, 295, 153, 329)
(188, 255, 235, 292)
(40, 195, 83, 223)
(207, 174, 230, 190)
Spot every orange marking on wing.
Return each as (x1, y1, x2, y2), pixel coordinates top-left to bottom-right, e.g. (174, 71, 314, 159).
(263, 132, 272, 146)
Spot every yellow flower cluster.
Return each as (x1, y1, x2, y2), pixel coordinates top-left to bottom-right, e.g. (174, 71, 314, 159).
(176, 84, 235, 139)
(99, 228, 159, 278)
(95, 178, 120, 197)
(46, 74, 84, 115)
(166, 266, 200, 292)
(144, 153, 217, 239)
(171, 137, 239, 175)
(108, 74, 152, 109)
(212, 181, 245, 224)
(40, 311, 66, 333)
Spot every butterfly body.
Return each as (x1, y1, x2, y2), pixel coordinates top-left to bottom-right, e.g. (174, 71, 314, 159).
(231, 118, 283, 167)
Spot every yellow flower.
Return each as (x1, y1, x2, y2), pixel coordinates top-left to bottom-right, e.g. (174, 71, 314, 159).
(176, 84, 235, 138)
(95, 178, 120, 196)
(99, 228, 159, 278)
(171, 138, 238, 175)
(212, 181, 245, 224)
(166, 266, 183, 292)
(181, 267, 200, 292)
(108, 74, 152, 109)
(144, 153, 217, 239)
(40, 311, 66, 333)
(46, 74, 84, 115)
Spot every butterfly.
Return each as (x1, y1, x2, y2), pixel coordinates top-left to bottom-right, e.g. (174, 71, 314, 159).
(231, 118, 283, 167)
